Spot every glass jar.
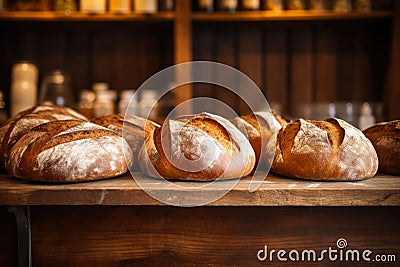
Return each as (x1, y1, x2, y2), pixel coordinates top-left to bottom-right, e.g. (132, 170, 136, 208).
(93, 90, 117, 117)
(78, 89, 95, 119)
(218, 0, 238, 12)
(241, 0, 260, 10)
(119, 89, 138, 115)
(197, 0, 214, 12)
(262, 0, 283, 11)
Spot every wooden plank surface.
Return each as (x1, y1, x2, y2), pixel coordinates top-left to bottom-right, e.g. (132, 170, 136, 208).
(0, 172, 399, 206)
(29, 205, 400, 266)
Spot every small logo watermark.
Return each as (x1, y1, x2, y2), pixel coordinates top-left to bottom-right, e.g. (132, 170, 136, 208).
(257, 238, 397, 263)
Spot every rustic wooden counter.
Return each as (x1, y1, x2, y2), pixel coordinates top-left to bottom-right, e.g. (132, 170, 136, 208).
(1, 172, 399, 206)
(1, 172, 399, 266)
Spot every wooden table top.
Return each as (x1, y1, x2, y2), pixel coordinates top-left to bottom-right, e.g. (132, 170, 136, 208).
(0, 172, 399, 206)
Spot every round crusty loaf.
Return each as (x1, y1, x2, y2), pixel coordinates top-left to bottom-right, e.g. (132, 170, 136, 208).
(0, 104, 88, 170)
(363, 120, 400, 175)
(269, 118, 378, 181)
(139, 112, 255, 181)
(230, 111, 289, 165)
(91, 114, 159, 169)
(5, 120, 133, 182)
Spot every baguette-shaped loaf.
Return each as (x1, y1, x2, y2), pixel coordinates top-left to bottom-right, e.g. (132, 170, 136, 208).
(6, 120, 133, 182)
(230, 111, 289, 165)
(363, 120, 400, 175)
(0, 104, 88, 169)
(270, 118, 378, 181)
(139, 112, 255, 180)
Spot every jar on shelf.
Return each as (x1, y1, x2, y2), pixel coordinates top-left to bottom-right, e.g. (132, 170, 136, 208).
(159, 0, 174, 11)
(54, 0, 77, 13)
(354, 0, 371, 12)
(286, 0, 306, 10)
(133, 0, 158, 13)
(93, 89, 117, 117)
(139, 89, 159, 120)
(197, 0, 214, 12)
(241, 0, 260, 10)
(10, 61, 38, 116)
(333, 0, 351, 12)
(78, 89, 95, 119)
(218, 0, 238, 12)
(309, 0, 328, 11)
(261, 0, 283, 11)
(119, 89, 138, 115)
(109, 0, 131, 14)
(80, 0, 106, 14)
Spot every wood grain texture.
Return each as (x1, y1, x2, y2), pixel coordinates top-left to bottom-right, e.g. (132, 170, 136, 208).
(29, 205, 400, 266)
(214, 26, 239, 115)
(290, 28, 313, 110)
(238, 26, 263, 115)
(174, 0, 192, 115)
(0, 173, 399, 206)
(264, 28, 288, 113)
(314, 27, 336, 102)
(0, 206, 17, 267)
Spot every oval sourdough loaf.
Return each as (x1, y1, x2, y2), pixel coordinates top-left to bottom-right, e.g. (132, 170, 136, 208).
(363, 120, 400, 175)
(139, 112, 255, 180)
(269, 118, 378, 181)
(230, 111, 289, 165)
(91, 114, 159, 169)
(5, 120, 133, 182)
(0, 104, 88, 170)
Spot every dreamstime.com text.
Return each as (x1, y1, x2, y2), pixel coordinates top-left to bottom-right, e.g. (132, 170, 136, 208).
(257, 238, 397, 263)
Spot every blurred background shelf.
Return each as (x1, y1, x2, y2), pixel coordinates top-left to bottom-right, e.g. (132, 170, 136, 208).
(192, 10, 393, 21)
(0, 11, 175, 21)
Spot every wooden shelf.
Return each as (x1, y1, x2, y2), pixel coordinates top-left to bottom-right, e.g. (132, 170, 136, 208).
(0, 172, 399, 206)
(192, 10, 393, 21)
(0, 11, 175, 22)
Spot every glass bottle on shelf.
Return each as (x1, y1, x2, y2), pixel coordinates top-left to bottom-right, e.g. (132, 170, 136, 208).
(93, 89, 117, 118)
(286, 0, 306, 10)
(261, 0, 283, 11)
(119, 89, 138, 115)
(159, 0, 174, 11)
(354, 0, 371, 12)
(139, 89, 159, 120)
(218, 0, 238, 12)
(309, 0, 327, 11)
(109, 0, 131, 14)
(10, 61, 38, 116)
(78, 89, 96, 119)
(133, 0, 158, 13)
(241, 0, 260, 10)
(197, 0, 214, 12)
(333, 0, 351, 12)
(80, 0, 106, 13)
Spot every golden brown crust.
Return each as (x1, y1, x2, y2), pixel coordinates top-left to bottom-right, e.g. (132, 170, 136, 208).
(271, 118, 378, 181)
(6, 120, 133, 182)
(0, 104, 88, 170)
(363, 120, 400, 175)
(91, 114, 159, 170)
(139, 113, 255, 181)
(230, 111, 289, 165)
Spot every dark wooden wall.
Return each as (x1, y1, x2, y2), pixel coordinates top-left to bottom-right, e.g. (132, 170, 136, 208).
(0, 21, 173, 106)
(193, 19, 392, 117)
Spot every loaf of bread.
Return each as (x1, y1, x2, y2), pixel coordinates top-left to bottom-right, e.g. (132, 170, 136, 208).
(230, 111, 289, 165)
(139, 112, 255, 180)
(5, 120, 133, 182)
(363, 120, 400, 175)
(0, 104, 88, 170)
(269, 118, 378, 181)
(91, 114, 159, 169)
